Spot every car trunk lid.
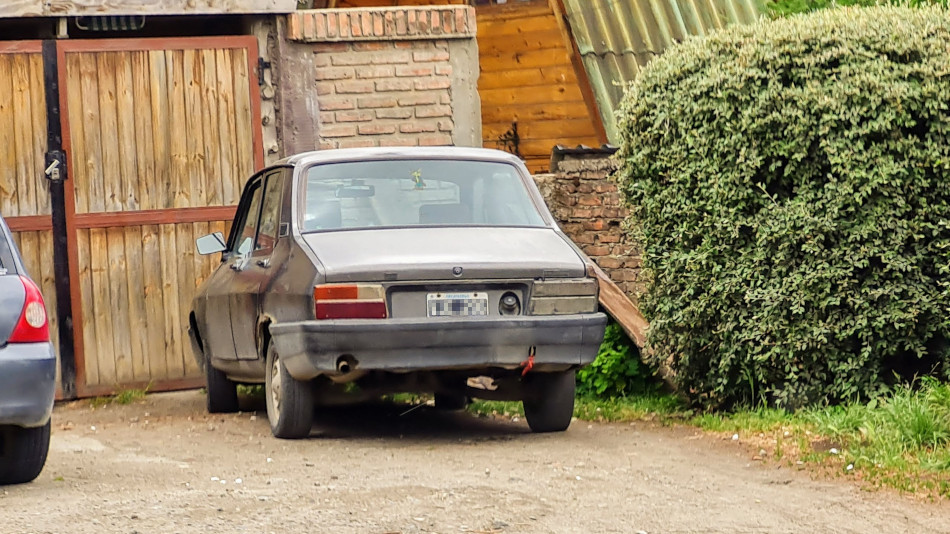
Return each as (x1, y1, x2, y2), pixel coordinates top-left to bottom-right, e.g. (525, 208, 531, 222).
(302, 227, 585, 282)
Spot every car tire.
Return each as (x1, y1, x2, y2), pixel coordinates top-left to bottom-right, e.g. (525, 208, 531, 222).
(205, 357, 239, 414)
(522, 370, 576, 433)
(0, 421, 51, 485)
(434, 393, 468, 411)
(265, 342, 314, 439)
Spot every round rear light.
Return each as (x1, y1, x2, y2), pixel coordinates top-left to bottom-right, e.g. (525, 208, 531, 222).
(24, 301, 47, 328)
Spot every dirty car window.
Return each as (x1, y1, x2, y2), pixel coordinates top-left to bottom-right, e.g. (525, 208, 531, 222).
(301, 160, 545, 231)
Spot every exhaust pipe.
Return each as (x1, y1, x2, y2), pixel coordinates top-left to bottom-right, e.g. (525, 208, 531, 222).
(336, 355, 357, 374)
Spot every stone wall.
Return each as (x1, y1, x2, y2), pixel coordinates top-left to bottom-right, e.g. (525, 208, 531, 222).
(534, 156, 643, 302)
(275, 6, 480, 155)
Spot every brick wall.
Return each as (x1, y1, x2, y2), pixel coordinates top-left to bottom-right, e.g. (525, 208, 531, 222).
(276, 6, 480, 155)
(534, 156, 643, 302)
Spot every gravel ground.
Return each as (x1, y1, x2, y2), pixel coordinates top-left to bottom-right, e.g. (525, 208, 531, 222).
(1, 390, 949, 534)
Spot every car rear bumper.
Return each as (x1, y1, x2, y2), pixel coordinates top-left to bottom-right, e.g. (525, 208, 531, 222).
(0, 342, 56, 427)
(269, 313, 607, 380)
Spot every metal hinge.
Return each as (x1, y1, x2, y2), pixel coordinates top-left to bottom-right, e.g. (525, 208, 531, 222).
(258, 57, 272, 86)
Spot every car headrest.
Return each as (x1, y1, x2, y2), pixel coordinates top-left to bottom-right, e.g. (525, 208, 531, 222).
(419, 203, 471, 224)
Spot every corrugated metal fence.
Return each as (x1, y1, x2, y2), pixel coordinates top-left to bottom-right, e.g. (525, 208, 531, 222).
(562, 0, 764, 143)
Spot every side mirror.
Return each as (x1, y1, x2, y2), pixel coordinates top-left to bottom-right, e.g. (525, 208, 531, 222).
(196, 232, 227, 255)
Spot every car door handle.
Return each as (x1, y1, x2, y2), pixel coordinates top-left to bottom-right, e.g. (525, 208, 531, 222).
(256, 258, 271, 268)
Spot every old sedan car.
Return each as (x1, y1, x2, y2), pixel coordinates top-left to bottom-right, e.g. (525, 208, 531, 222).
(189, 147, 606, 438)
(0, 213, 56, 484)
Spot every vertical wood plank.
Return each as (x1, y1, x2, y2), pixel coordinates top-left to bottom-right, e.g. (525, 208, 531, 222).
(12, 54, 36, 217)
(166, 50, 189, 209)
(107, 227, 133, 383)
(159, 224, 184, 378)
(131, 51, 155, 213)
(200, 49, 223, 207)
(96, 53, 122, 213)
(38, 230, 58, 356)
(214, 49, 237, 206)
(89, 228, 115, 386)
(123, 226, 148, 381)
(141, 224, 167, 379)
(0, 56, 17, 216)
(74, 229, 98, 387)
(148, 50, 171, 210)
(231, 48, 254, 183)
(176, 222, 198, 376)
(77, 52, 103, 215)
(29, 54, 49, 216)
(182, 49, 206, 211)
(114, 51, 140, 212)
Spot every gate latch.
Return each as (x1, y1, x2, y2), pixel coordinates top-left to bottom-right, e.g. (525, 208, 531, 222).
(45, 151, 66, 182)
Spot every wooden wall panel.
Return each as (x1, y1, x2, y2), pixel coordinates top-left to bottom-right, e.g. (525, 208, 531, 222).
(476, 0, 602, 173)
(0, 52, 49, 218)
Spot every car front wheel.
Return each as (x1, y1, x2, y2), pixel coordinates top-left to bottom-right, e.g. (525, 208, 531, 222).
(265, 342, 314, 439)
(0, 421, 51, 485)
(522, 370, 576, 433)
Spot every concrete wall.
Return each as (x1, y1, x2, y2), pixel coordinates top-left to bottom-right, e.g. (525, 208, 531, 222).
(534, 156, 643, 303)
(275, 6, 480, 155)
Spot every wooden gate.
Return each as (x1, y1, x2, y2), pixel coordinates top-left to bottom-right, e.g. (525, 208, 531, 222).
(56, 37, 263, 397)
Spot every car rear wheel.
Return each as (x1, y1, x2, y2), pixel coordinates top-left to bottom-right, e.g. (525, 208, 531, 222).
(265, 343, 314, 439)
(522, 370, 576, 433)
(0, 421, 51, 485)
(205, 357, 239, 414)
(434, 393, 468, 411)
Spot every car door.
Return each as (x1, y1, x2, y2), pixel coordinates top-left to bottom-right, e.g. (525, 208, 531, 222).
(229, 169, 283, 360)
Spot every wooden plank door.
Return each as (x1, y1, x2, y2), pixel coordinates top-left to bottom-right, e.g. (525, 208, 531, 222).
(0, 42, 60, 372)
(58, 37, 263, 397)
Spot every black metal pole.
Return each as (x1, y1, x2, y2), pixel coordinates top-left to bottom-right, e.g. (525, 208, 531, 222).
(42, 40, 76, 399)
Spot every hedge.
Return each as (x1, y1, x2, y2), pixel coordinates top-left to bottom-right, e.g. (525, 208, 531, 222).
(768, 0, 948, 16)
(616, 6, 950, 409)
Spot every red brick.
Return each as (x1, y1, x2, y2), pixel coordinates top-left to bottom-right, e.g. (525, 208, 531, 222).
(440, 93, 451, 105)
(415, 105, 452, 118)
(335, 80, 374, 94)
(376, 108, 413, 120)
(313, 53, 331, 68)
(577, 183, 593, 193)
(623, 257, 643, 268)
(352, 42, 387, 52)
(336, 110, 374, 122)
(313, 42, 348, 53)
(373, 12, 384, 36)
(375, 79, 414, 92)
(338, 138, 377, 149)
(398, 94, 438, 106)
(418, 133, 453, 146)
(355, 65, 394, 79)
(596, 257, 622, 269)
(399, 122, 437, 134)
(320, 98, 356, 111)
(321, 124, 357, 138)
(598, 234, 621, 244)
(315, 66, 355, 81)
(594, 182, 618, 193)
(330, 53, 372, 67)
(571, 208, 593, 218)
(435, 64, 453, 76)
(576, 195, 602, 207)
(359, 123, 397, 135)
(414, 78, 451, 91)
(319, 111, 335, 124)
(361, 11, 373, 37)
(572, 233, 595, 244)
(437, 119, 453, 132)
(583, 245, 610, 256)
(413, 50, 450, 62)
(582, 219, 605, 231)
(315, 82, 334, 96)
(395, 10, 408, 35)
(395, 65, 435, 77)
(319, 140, 337, 150)
(380, 136, 419, 147)
(358, 96, 397, 109)
(370, 50, 411, 65)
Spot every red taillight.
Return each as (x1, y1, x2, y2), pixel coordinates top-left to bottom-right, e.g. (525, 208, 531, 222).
(9, 276, 49, 343)
(313, 284, 387, 320)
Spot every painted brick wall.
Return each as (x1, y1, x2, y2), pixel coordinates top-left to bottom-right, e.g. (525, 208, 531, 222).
(277, 6, 481, 154)
(534, 157, 643, 302)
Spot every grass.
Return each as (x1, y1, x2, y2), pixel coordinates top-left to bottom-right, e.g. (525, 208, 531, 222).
(88, 385, 150, 408)
(469, 380, 950, 499)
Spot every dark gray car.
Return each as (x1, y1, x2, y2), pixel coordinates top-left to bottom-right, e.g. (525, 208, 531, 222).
(0, 213, 56, 484)
(189, 147, 607, 438)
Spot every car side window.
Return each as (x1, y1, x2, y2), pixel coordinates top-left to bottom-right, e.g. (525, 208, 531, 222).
(233, 180, 264, 257)
(256, 171, 283, 254)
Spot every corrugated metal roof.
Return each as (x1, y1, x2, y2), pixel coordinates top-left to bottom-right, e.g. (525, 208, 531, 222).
(563, 0, 764, 143)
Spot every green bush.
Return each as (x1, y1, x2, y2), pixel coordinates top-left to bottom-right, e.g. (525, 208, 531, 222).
(616, 6, 950, 409)
(767, 0, 947, 16)
(577, 322, 656, 398)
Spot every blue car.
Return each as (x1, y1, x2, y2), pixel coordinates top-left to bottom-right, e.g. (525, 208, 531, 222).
(0, 213, 56, 484)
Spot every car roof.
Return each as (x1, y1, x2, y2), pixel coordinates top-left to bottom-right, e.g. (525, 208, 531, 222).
(273, 146, 527, 168)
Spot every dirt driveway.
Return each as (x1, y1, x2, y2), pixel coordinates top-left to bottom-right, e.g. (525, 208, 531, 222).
(2, 391, 949, 534)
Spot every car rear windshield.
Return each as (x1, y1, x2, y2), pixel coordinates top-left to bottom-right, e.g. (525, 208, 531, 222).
(301, 159, 546, 232)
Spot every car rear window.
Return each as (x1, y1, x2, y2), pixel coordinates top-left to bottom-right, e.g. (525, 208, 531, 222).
(0, 228, 12, 272)
(302, 159, 546, 232)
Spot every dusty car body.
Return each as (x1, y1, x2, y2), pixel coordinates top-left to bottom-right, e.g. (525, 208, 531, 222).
(189, 147, 606, 438)
(0, 213, 56, 484)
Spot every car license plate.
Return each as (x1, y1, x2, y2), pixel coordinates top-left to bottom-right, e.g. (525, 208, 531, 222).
(427, 292, 488, 317)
